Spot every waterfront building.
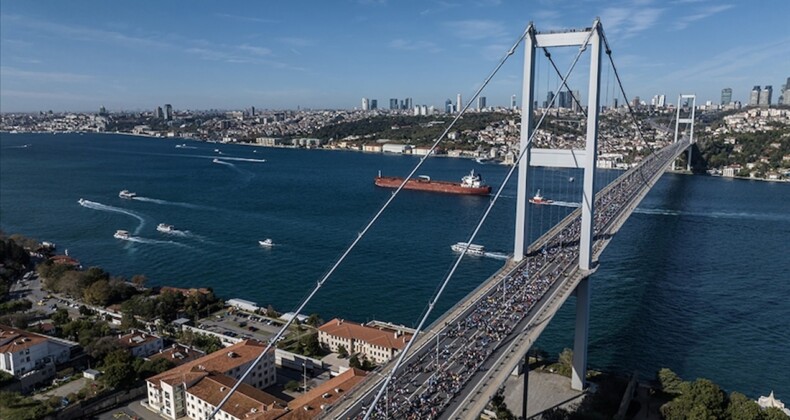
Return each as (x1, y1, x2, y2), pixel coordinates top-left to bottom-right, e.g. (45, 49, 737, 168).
(317, 318, 412, 364)
(758, 86, 772, 107)
(361, 98, 369, 111)
(145, 340, 276, 419)
(749, 86, 761, 106)
(721, 88, 733, 105)
(155, 106, 164, 119)
(389, 98, 398, 110)
(164, 104, 173, 120)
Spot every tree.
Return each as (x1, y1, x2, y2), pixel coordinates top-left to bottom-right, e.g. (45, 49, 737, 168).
(763, 407, 790, 420)
(51, 308, 70, 325)
(86, 336, 122, 361)
(337, 344, 348, 358)
(349, 354, 361, 369)
(299, 333, 321, 357)
(661, 378, 726, 420)
(101, 349, 136, 388)
(266, 304, 280, 318)
(136, 358, 175, 379)
(285, 380, 300, 392)
(83, 279, 111, 306)
(131, 274, 147, 289)
(726, 392, 762, 420)
(658, 368, 684, 395)
(306, 313, 322, 327)
(556, 348, 573, 376)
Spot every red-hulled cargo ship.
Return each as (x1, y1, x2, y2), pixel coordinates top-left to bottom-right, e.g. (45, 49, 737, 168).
(374, 170, 491, 196)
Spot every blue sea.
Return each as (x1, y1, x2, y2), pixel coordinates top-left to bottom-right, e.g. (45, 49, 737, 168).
(1, 132, 788, 399)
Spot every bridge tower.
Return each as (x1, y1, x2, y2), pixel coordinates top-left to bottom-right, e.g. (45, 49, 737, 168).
(514, 19, 603, 391)
(673, 94, 696, 171)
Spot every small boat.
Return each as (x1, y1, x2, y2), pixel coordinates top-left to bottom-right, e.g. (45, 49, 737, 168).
(156, 223, 175, 233)
(213, 158, 221, 163)
(175, 143, 187, 148)
(113, 230, 130, 240)
(529, 189, 553, 205)
(258, 239, 274, 247)
(78, 198, 86, 205)
(451, 242, 485, 256)
(119, 190, 136, 199)
(214, 149, 220, 153)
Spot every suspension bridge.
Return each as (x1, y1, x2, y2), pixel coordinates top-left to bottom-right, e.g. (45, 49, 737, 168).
(208, 18, 698, 420)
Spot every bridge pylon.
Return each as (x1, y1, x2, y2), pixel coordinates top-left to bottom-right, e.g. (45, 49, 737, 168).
(673, 94, 696, 171)
(513, 19, 603, 392)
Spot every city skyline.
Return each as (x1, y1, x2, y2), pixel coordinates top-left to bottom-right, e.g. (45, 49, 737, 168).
(1, 0, 789, 112)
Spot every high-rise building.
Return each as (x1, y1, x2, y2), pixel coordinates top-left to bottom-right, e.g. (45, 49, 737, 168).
(370, 99, 378, 110)
(783, 77, 790, 105)
(98, 105, 107, 116)
(758, 86, 772, 107)
(405, 97, 413, 110)
(389, 98, 398, 110)
(164, 104, 173, 120)
(155, 106, 164, 119)
(572, 90, 583, 112)
(444, 99, 453, 114)
(456, 94, 462, 113)
(250, 106, 256, 116)
(511, 94, 517, 110)
(721, 88, 732, 105)
(546, 91, 554, 108)
(399, 100, 405, 110)
(477, 96, 486, 110)
(749, 86, 761, 106)
(361, 98, 369, 111)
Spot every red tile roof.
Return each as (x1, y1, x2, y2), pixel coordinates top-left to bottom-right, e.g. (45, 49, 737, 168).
(187, 373, 287, 420)
(281, 368, 368, 419)
(148, 340, 270, 387)
(0, 325, 48, 354)
(318, 319, 411, 350)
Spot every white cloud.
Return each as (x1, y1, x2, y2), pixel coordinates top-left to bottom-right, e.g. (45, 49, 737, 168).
(237, 44, 272, 57)
(672, 4, 734, 30)
(215, 13, 277, 24)
(600, 6, 664, 38)
(0, 66, 93, 83)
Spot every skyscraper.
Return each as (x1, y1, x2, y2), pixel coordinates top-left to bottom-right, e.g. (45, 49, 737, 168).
(511, 94, 517, 110)
(155, 106, 164, 119)
(477, 96, 486, 110)
(405, 97, 413, 110)
(164, 104, 173, 120)
(783, 77, 790, 105)
(721, 88, 732, 105)
(758, 86, 772, 107)
(546, 91, 555, 108)
(370, 99, 378, 110)
(389, 98, 398, 110)
(361, 98, 369, 111)
(749, 86, 761, 106)
(445, 99, 453, 114)
(456, 94, 462, 113)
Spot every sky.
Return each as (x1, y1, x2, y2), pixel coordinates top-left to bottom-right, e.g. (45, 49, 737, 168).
(1, 0, 789, 112)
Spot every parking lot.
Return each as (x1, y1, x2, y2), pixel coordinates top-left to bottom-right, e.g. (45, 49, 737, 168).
(195, 309, 291, 343)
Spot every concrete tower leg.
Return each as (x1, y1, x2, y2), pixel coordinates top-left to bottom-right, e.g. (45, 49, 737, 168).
(513, 25, 536, 262)
(572, 277, 591, 390)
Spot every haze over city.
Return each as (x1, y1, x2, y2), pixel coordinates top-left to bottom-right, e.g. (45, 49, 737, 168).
(1, 0, 789, 112)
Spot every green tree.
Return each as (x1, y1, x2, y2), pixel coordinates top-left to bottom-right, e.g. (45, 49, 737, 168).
(306, 313, 322, 327)
(101, 349, 136, 388)
(337, 344, 348, 358)
(51, 308, 70, 325)
(136, 358, 175, 379)
(764, 407, 790, 420)
(131, 274, 147, 289)
(83, 279, 112, 306)
(349, 354, 361, 369)
(556, 348, 573, 377)
(659, 368, 684, 395)
(285, 380, 300, 392)
(86, 336, 122, 361)
(661, 378, 726, 420)
(299, 333, 321, 357)
(726, 392, 763, 420)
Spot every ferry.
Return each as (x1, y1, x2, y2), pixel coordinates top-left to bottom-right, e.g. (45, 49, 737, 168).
(113, 230, 130, 240)
(529, 189, 553, 205)
(258, 239, 274, 247)
(156, 223, 175, 233)
(119, 190, 136, 199)
(212, 158, 221, 163)
(78, 198, 87, 205)
(451, 242, 486, 256)
(375, 170, 491, 196)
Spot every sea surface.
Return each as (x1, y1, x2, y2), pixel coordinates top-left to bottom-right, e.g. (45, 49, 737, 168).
(1, 132, 788, 399)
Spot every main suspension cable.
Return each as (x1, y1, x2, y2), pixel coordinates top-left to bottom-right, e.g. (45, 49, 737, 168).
(362, 21, 597, 419)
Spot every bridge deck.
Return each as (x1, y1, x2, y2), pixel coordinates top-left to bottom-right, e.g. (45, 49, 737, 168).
(322, 139, 691, 419)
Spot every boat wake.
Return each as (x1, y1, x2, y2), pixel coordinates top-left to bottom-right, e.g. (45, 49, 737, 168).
(216, 156, 266, 163)
(635, 208, 790, 222)
(4, 144, 32, 149)
(116, 235, 192, 248)
(483, 252, 510, 260)
(548, 200, 581, 208)
(132, 196, 211, 210)
(78, 199, 146, 234)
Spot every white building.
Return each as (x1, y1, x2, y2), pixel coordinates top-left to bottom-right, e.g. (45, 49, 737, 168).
(0, 325, 75, 377)
(382, 143, 412, 154)
(318, 318, 412, 364)
(117, 330, 164, 358)
(145, 340, 276, 420)
(227, 298, 259, 313)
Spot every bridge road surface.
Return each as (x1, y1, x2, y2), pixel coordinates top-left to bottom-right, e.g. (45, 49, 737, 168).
(321, 139, 691, 420)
